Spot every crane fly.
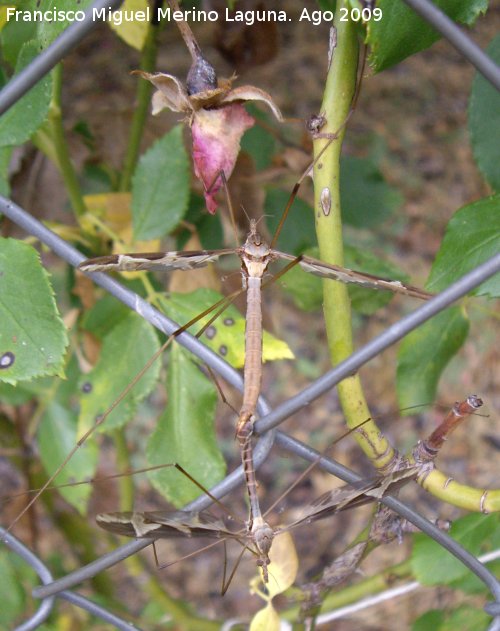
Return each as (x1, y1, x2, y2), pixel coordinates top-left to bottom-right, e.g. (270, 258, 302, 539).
(80, 218, 433, 549)
(96, 465, 420, 587)
(96, 396, 481, 587)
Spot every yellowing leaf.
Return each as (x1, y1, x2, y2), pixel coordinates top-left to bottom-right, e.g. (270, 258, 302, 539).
(83, 192, 132, 239)
(0, 7, 15, 30)
(161, 289, 293, 370)
(107, 0, 149, 51)
(43, 221, 92, 247)
(82, 192, 160, 274)
(263, 330, 294, 364)
(249, 603, 281, 631)
(264, 531, 298, 598)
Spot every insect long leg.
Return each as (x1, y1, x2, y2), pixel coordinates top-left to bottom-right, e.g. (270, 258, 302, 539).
(0, 463, 177, 506)
(263, 417, 375, 519)
(156, 538, 227, 572)
(221, 543, 249, 596)
(219, 169, 240, 248)
(3, 284, 245, 539)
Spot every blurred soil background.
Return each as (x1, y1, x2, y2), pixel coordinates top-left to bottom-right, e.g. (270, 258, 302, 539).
(3, 0, 500, 629)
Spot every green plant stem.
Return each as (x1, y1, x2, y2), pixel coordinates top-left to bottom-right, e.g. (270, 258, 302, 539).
(34, 65, 87, 217)
(119, 22, 160, 192)
(312, 5, 394, 468)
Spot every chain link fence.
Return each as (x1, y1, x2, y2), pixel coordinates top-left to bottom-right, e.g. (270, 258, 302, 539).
(1, 0, 500, 629)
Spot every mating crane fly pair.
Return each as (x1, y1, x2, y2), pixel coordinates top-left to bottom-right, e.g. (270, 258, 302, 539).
(80, 213, 433, 580)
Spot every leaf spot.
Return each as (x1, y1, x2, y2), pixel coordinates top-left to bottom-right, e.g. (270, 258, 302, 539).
(219, 345, 228, 356)
(81, 382, 93, 393)
(223, 317, 235, 326)
(0, 351, 15, 368)
(205, 325, 217, 340)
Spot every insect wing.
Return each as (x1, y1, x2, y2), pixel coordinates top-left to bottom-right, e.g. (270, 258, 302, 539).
(287, 477, 382, 529)
(79, 248, 236, 273)
(272, 250, 433, 300)
(96, 509, 234, 539)
(283, 467, 419, 531)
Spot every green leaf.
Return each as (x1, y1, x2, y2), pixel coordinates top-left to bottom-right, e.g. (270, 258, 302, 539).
(279, 245, 413, 314)
(34, 0, 94, 47)
(469, 35, 500, 191)
(241, 104, 279, 171)
(176, 194, 224, 251)
(80, 293, 131, 339)
(141, 601, 168, 627)
(131, 125, 190, 240)
(0, 17, 37, 67)
(344, 244, 413, 314)
(450, 565, 494, 595)
(0, 238, 68, 385)
(0, 550, 28, 626)
(0, 381, 37, 405)
(439, 607, 491, 631)
(0, 41, 52, 147)
(397, 307, 469, 410)
(38, 401, 99, 514)
(0, 372, 63, 403)
(78, 313, 161, 435)
(278, 253, 323, 312)
(426, 196, 500, 298)
(0, 146, 12, 196)
(160, 288, 293, 370)
(146, 345, 225, 507)
(367, 0, 488, 72)
(450, 518, 500, 593)
(107, 0, 149, 51)
(411, 514, 496, 585)
(413, 609, 491, 631)
(265, 188, 317, 254)
(318, 0, 336, 11)
(412, 610, 445, 631)
(340, 155, 402, 228)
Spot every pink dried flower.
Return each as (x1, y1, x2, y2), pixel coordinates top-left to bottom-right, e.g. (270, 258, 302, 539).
(135, 63, 282, 214)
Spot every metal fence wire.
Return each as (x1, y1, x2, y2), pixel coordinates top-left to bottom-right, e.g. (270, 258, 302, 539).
(1, 0, 500, 629)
